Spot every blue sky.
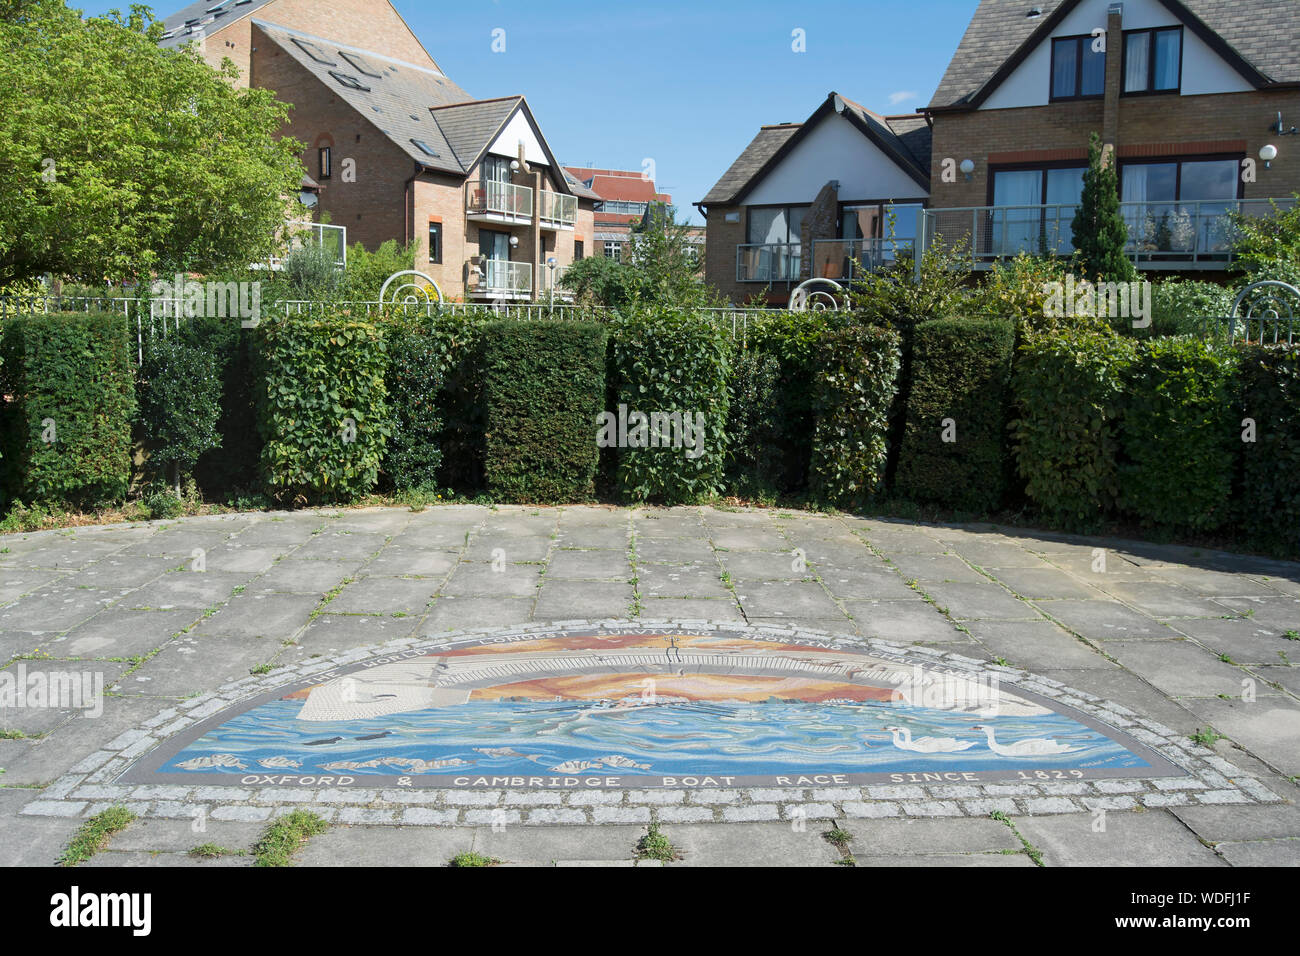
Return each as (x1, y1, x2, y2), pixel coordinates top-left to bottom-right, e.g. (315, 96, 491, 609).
(83, 0, 978, 223)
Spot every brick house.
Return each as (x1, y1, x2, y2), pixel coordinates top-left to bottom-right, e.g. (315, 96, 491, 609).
(158, 0, 597, 302)
(922, 0, 1300, 273)
(564, 167, 671, 262)
(696, 93, 931, 305)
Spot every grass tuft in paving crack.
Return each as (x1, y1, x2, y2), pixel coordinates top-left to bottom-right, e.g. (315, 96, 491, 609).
(252, 809, 329, 867)
(60, 805, 136, 866)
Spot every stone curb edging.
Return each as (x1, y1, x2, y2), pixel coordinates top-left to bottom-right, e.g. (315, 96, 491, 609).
(21, 620, 1285, 826)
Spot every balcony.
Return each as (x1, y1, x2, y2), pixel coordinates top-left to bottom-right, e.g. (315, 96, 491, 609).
(542, 263, 573, 301)
(736, 242, 802, 283)
(468, 258, 532, 299)
(267, 221, 347, 270)
(466, 180, 533, 226)
(918, 198, 1297, 271)
(809, 237, 914, 283)
(539, 190, 578, 230)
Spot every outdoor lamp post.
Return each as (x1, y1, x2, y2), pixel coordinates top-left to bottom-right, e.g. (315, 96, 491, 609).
(547, 256, 557, 309)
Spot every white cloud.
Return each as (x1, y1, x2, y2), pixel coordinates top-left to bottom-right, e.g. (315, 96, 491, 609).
(888, 90, 918, 105)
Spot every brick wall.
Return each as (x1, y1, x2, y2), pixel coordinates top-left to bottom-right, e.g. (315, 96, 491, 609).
(703, 206, 748, 305)
(929, 88, 1300, 211)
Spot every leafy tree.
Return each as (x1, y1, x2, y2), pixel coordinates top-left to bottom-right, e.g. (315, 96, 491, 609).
(1071, 133, 1137, 282)
(560, 203, 716, 309)
(0, 1, 305, 284)
(344, 239, 416, 302)
(1231, 194, 1300, 288)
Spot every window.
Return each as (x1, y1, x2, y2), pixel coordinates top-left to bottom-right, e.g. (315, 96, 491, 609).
(291, 37, 336, 66)
(990, 165, 1086, 254)
(746, 206, 807, 245)
(318, 146, 331, 180)
(1124, 27, 1181, 94)
(604, 241, 622, 262)
(328, 71, 370, 92)
(574, 240, 584, 260)
(1051, 35, 1105, 100)
(1121, 157, 1239, 253)
(538, 234, 549, 264)
(340, 50, 382, 78)
(410, 139, 440, 159)
(593, 200, 649, 216)
(428, 222, 442, 264)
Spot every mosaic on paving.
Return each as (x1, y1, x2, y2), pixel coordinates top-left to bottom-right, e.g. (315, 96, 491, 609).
(24, 621, 1285, 827)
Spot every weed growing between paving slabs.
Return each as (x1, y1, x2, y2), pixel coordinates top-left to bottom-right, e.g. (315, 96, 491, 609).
(448, 851, 500, 868)
(59, 805, 135, 866)
(822, 824, 856, 867)
(252, 810, 329, 867)
(635, 823, 679, 862)
(990, 811, 1045, 867)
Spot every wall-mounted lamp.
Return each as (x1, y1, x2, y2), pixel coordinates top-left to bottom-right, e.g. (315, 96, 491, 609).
(959, 159, 975, 182)
(509, 234, 519, 248)
(1260, 144, 1278, 169)
(1272, 113, 1299, 136)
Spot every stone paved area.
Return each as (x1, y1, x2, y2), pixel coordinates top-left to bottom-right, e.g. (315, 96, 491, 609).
(2, 504, 1298, 866)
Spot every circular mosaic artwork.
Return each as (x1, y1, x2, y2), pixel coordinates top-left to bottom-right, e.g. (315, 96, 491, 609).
(121, 623, 1187, 791)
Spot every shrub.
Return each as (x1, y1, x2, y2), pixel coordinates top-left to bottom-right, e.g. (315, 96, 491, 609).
(1072, 132, 1137, 283)
(1118, 339, 1238, 532)
(896, 318, 1015, 513)
(381, 317, 449, 491)
(1237, 343, 1300, 557)
(427, 312, 493, 492)
(741, 311, 834, 494)
(1146, 279, 1234, 338)
(1011, 329, 1137, 527)
(278, 244, 342, 301)
(808, 323, 902, 509)
(187, 318, 261, 497)
(480, 319, 607, 503)
(138, 333, 223, 482)
(255, 315, 389, 503)
(723, 344, 782, 497)
(344, 239, 416, 303)
(1231, 195, 1300, 289)
(610, 307, 730, 503)
(0, 312, 135, 508)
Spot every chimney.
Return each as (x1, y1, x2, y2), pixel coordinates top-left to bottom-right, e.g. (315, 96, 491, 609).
(1102, 2, 1124, 164)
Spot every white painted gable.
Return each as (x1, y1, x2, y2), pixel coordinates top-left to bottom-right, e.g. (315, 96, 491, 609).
(981, 0, 1252, 110)
(487, 109, 550, 166)
(744, 111, 928, 206)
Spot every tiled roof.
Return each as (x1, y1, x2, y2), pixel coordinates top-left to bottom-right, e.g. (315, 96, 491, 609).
(698, 124, 801, 206)
(427, 97, 522, 172)
(931, 0, 1300, 109)
(698, 93, 932, 207)
(157, 0, 275, 48)
(257, 21, 471, 175)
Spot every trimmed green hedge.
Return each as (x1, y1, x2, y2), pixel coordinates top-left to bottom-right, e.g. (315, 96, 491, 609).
(896, 318, 1015, 512)
(610, 307, 730, 504)
(1119, 339, 1238, 532)
(0, 312, 135, 507)
(1011, 330, 1137, 527)
(255, 316, 390, 503)
(138, 333, 223, 481)
(185, 318, 261, 498)
(482, 319, 607, 503)
(723, 343, 782, 498)
(808, 323, 901, 509)
(1238, 343, 1300, 556)
(381, 317, 451, 492)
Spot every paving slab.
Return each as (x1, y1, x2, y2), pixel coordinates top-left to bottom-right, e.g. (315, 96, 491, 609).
(423, 596, 534, 631)
(634, 538, 715, 564)
(636, 562, 730, 599)
(883, 553, 986, 584)
(1170, 617, 1298, 665)
(251, 559, 358, 595)
(818, 569, 921, 602)
(190, 592, 323, 640)
(965, 620, 1110, 671)
(923, 581, 1041, 621)
(1215, 839, 1300, 866)
(546, 549, 630, 581)
(1105, 639, 1256, 698)
(534, 581, 634, 619)
(1098, 581, 1233, 619)
(1013, 811, 1226, 867)
(733, 580, 843, 619)
(984, 566, 1102, 600)
(1034, 599, 1176, 641)
(440, 562, 543, 598)
(1172, 802, 1300, 843)
(1180, 697, 1300, 775)
(324, 577, 436, 617)
(125, 570, 254, 611)
(670, 822, 843, 867)
(845, 600, 966, 642)
(54, 607, 201, 659)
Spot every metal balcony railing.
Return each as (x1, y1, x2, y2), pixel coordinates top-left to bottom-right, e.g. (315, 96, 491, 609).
(736, 242, 802, 282)
(809, 237, 915, 282)
(471, 258, 531, 296)
(917, 198, 1297, 271)
(539, 190, 578, 229)
(466, 179, 533, 222)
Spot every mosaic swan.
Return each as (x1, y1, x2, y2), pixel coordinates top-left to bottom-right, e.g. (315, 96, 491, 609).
(972, 725, 1077, 756)
(884, 726, 977, 753)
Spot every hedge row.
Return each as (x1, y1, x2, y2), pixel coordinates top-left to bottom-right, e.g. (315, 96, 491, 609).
(0, 312, 136, 508)
(482, 320, 607, 503)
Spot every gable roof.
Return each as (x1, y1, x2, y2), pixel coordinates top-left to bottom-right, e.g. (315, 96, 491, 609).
(158, 0, 446, 73)
(930, 0, 1300, 110)
(258, 21, 471, 174)
(697, 93, 931, 207)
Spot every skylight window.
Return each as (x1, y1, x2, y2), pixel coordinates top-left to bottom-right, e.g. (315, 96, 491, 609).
(340, 51, 383, 78)
(206, 3, 226, 11)
(410, 139, 440, 158)
(293, 38, 337, 66)
(329, 71, 371, 91)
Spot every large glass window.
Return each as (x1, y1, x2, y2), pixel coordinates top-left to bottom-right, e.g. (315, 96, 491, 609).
(747, 206, 807, 245)
(1051, 35, 1105, 100)
(991, 166, 1086, 255)
(1122, 158, 1238, 254)
(1124, 27, 1181, 93)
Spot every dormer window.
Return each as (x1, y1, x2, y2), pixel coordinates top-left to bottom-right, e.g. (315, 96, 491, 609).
(1123, 27, 1182, 94)
(1051, 35, 1105, 101)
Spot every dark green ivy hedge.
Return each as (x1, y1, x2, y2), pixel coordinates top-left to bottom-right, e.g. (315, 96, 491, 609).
(481, 319, 607, 502)
(896, 317, 1015, 513)
(0, 312, 135, 508)
(1238, 343, 1300, 556)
